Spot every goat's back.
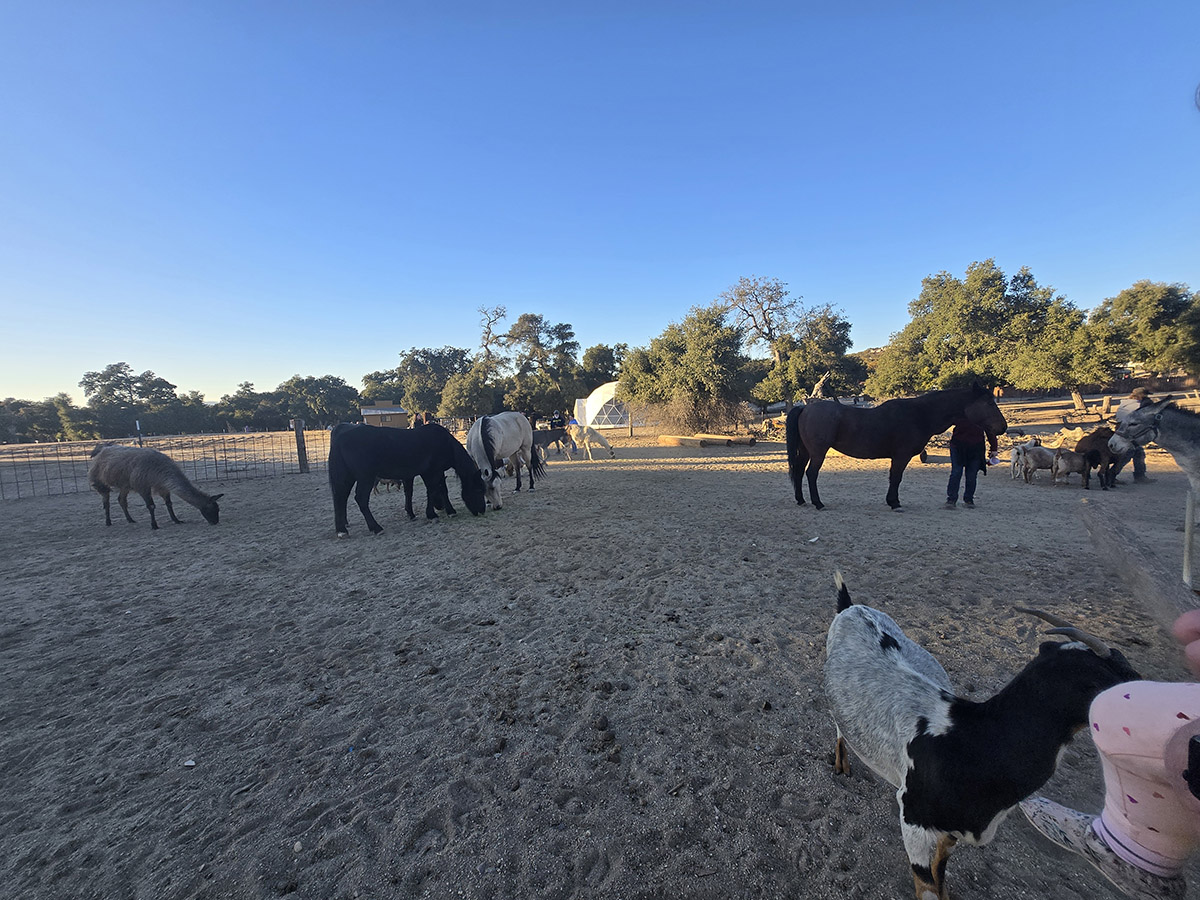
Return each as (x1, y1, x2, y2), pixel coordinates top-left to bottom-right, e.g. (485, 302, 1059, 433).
(824, 605, 953, 787)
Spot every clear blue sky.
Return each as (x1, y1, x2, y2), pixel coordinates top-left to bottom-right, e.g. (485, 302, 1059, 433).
(2, 2, 1198, 404)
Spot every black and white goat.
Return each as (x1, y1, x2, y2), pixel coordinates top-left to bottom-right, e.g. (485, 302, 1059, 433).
(823, 573, 1139, 900)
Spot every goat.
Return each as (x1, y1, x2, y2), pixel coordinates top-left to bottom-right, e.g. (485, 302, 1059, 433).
(88, 444, 223, 529)
(1051, 447, 1090, 486)
(1020, 444, 1055, 483)
(823, 573, 1139, 900)
(1009, 436, 1041, 480)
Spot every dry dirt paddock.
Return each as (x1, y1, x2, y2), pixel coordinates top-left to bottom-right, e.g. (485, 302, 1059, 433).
(1, 433, 1196, 900)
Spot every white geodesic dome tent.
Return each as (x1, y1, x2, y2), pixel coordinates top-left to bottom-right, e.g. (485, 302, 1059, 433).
(573, 381, 629, 429)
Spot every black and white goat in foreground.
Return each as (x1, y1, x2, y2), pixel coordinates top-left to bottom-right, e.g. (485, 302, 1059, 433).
(88, 444, 223, 529)
(823, 573, 1140, 900)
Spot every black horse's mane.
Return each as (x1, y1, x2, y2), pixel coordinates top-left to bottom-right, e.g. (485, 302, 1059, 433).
(479, 415, 498, 469)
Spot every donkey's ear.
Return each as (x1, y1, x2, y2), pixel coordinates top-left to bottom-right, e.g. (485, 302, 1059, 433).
(210, 493, 225, 501)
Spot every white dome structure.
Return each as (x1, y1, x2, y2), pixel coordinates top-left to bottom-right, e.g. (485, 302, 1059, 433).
(573, 381, 628, 429)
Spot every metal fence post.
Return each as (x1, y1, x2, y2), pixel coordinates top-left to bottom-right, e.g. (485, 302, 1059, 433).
(291, 419, 309, 474)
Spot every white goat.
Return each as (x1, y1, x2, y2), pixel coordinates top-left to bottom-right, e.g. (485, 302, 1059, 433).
(1009, 436, 1041, 480)
(88, 444, 223, 529)
(823, 572, 1139, 900)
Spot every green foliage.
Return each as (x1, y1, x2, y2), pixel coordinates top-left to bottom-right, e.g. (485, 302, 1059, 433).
(359, 369, 404, 403)
(618, 304, 751, 431)
(438, 363, 497, 417)
(579, 343, 627, 394)
(274, 374, 360, 428)
(718, 276, 860, 407)
(500, 313, 581, 415)
(865, 261, 1111, 396)
(1089, 281, 1197, 376)
(398, 347, 472, 416)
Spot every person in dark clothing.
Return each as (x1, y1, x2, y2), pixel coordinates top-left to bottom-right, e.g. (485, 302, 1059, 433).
(549, 410, 566, 429)
(945, 418, 999, 509)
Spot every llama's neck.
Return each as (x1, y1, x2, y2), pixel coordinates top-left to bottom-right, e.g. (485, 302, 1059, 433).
(168, 472, 211, 508)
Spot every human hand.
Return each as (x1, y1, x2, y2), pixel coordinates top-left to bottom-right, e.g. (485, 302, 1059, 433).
(1172, 609, 1200, 677)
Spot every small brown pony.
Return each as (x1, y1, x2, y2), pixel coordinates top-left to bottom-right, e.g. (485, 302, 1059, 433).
(786, 382, 1007, 510)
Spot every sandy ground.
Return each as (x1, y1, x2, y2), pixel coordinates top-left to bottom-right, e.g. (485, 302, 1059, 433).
(1, 426, 1197, 900)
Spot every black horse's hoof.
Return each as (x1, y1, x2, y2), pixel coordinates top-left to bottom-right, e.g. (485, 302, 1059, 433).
(814, 503, 825, 511)
(336, 531, 349, 539)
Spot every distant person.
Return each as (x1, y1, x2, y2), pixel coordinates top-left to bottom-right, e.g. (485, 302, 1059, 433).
(1111, 387, 1156, 484)
(549, 409, 565, 429)
(944, 418, 999, 509)
(411, 413, 423, 428)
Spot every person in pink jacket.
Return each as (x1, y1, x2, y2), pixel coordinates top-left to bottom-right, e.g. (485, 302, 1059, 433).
(1021, 610, 1200, 899)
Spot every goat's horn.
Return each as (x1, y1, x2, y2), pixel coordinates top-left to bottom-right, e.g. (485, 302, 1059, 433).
(1014, 606, 1113, 658)
(1014, 606, 1074, 629)
(1044, 626, 1112, 659)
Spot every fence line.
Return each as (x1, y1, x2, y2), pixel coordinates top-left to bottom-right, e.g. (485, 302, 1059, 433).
(0, 430, 332, 500)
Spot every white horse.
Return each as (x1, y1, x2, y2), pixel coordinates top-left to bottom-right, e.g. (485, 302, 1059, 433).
(466, 412, 547, 509)
(567, 423, 616, 461)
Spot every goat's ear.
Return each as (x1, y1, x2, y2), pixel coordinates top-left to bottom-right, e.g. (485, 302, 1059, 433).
(1036, 640, 1063, 656)
(210, 493, 224, 501)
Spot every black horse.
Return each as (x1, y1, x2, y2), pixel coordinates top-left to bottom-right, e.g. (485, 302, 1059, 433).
(329, 422, 486, 537)
(786, 382, 1008, 510)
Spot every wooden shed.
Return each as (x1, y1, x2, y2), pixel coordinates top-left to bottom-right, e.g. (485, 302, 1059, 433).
(360, 400, 410, 429)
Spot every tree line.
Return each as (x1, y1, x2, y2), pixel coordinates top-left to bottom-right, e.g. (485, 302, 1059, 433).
(2, 266, 1195, 443)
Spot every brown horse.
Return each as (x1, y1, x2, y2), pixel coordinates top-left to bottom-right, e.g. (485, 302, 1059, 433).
(786, 382, 1007, 510)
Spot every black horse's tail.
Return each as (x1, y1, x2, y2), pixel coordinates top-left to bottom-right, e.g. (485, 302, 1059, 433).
(834, 570, 854, 612)
(785, 405, 806, 489)
(529, 443, 547, 479)
(328, 423, 355, 489)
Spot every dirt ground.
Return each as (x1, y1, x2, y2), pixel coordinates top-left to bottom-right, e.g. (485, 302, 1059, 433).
(1, 424, 1196, 900)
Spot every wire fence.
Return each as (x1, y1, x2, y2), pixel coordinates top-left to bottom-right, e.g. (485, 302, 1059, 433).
(0, 430, 332, 500)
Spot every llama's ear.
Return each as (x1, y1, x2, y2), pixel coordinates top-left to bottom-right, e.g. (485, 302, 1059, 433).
(210, 493, 225, 501)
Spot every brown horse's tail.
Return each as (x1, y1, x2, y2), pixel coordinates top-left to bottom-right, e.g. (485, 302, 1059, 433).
(785, 405, 806, 490)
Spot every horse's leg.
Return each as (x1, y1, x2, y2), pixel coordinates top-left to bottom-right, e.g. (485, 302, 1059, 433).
(790, 444, 810, 505)
(353, 481, 384, 534)
(524, 449, 535, 490)
(886, 457, 911, 510)
(139, 490, 159, 530)
(785, 409, 809, 505)
(118, 488, 137, 524)
(806, 449, 829, 510)
(403, 477, 417, 519)
(514, 454, 524, 492)
(331, 477, 353, 536)
(434, 471, 456, 516)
